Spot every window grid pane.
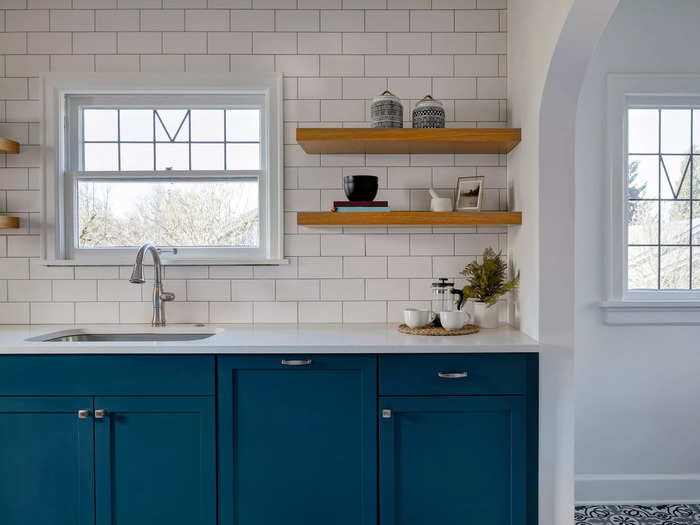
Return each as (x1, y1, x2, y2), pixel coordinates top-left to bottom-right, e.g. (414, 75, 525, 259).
(81, 108, 261, 172)
(627, 108, 700, 290)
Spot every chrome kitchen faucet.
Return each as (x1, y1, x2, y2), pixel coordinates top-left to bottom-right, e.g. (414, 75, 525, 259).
(129, 243, 176, 327)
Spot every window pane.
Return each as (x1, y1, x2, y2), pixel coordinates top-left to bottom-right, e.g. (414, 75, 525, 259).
(226, 110, 260, 141)
(191, 110, 224, 142)
(120, 143, 154, 171)
(628, 246, 658, 289)
(226, 143, 260, 170)
(77, 180, 259, 248)
(693, 247, 700, 289)
(84, 143, 118, 171)
(84, 110, 117, 141)
(627, 201, 658, 245)
(660, 246, 690, 289)
(694, 202, 700, 245)
(156, 143, 189, 170)
(661, 109, 691, 154)
(628, 109, 658, 154)
(191, 144, 224, 170)
(628, 155, 659, 199)
(155, 110, 189, 142)
(694, 110, 700, 154)
(660, 155, 691, 199)
(660, 201, 690, 245)
(119, 110, 153, 142)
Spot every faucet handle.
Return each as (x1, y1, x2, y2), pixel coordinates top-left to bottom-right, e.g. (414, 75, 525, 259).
(160, 292, 175, 302)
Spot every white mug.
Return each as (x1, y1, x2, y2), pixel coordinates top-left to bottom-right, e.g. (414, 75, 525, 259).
(403, 308, 433, 328)
(439, 311, 472, 331)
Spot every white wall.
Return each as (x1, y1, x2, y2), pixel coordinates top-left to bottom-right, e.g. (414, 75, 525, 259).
(575, 0, 700, 504)
(0, 0, 510, 325)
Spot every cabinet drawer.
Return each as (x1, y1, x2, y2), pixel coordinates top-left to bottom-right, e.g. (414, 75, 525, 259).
(0, 355, 214, 396)
(379, 354, 529, 395)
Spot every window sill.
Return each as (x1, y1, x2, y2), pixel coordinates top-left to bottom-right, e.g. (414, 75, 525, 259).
(42, 258, 290, 267)
(600, 300, 700, 325)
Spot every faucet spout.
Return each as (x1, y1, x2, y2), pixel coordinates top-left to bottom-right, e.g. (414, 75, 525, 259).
(129, 243, 175, 327)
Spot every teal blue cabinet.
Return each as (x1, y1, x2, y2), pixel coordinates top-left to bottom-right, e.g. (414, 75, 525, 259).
(0, 356, 216, 525)
(0, 397, 95, 525)
(379, 396, 527, 525)
(218, 355, 377, 525)
(94, 397, 215, 525)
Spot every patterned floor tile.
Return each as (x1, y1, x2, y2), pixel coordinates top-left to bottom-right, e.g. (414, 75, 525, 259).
(575, 504, 700, 525)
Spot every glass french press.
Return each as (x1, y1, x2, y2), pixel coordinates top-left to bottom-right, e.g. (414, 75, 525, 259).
(431, 278, 464, 327)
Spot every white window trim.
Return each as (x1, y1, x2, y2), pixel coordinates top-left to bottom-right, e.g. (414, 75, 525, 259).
(40, 72, 284, 266)
(604, 74, 700, 324)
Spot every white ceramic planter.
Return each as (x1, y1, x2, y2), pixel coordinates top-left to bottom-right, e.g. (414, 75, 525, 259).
(473, 301, 499, 328)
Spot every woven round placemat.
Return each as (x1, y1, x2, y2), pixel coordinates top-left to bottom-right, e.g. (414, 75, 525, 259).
(397, 323, 480, 336)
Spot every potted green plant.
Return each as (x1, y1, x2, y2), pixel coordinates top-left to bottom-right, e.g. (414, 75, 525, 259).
(460, 248, 519, 328)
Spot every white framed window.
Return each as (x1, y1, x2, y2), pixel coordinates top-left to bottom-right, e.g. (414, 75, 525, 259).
(41, 73, 283, 266)
(604, 74, 700, 323)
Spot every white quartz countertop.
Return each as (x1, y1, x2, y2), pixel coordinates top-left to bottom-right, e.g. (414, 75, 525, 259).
(0, 324, 539, 354)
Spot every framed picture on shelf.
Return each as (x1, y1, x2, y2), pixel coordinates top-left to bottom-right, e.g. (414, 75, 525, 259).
(454, 176, 485, 211)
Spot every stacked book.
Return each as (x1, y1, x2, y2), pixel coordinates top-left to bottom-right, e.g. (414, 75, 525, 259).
(333, 201, 390, 212)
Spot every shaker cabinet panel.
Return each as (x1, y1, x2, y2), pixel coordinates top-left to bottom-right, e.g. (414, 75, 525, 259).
(0, 397, 95, 525)
(218, 355, 377, 525)
(94, 396, 216, 525)
(379, 396, 527, 525)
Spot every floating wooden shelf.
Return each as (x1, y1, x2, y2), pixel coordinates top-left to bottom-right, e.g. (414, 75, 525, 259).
(297, 211, 522, 226)
(0, 216, 20, 229)
(296, 128, 521, 155)
(0, 138, 20, 154)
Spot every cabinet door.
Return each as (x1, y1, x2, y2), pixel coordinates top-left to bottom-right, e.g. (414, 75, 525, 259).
(218, 355, 377, 525)
(94, 396, 216, 525)
(380, 396, 527, 525)
(0, 397, 94, 525)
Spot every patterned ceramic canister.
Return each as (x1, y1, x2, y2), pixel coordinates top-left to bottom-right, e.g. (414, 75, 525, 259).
(370, 90, 403, 128)
(412, 95, 445, 128)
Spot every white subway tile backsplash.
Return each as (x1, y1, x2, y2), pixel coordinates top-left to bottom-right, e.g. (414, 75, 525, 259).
(76, 302, 119, 324)
(321, 234, 364, 256)
(30, 302, 74, 324)
(232, 279, 275, 300)
(320, 278, 364, 300)
(276, 279, 319, 301)
(298, 301, 341, 322)
(1, 0, 509, 326)
(187, 279, 231, 301)
(210, 301, 253, 323)
(409, 10, 453, 32)
(342, 301, 386, 322)
(298, 32, 341, 54)
(253, 301, 297, 323)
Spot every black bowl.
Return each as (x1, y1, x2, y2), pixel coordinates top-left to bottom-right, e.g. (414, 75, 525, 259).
(343, 175, 378, 202)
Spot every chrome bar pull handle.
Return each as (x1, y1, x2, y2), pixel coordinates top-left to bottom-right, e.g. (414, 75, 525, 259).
(438, 371, 468, 379)
(281, 359, 312, 366)
(94, 409, 106, 419)
(78, 409, 90, 419)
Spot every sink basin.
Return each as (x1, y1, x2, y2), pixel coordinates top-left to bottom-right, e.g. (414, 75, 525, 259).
(29, 331, 216, 342)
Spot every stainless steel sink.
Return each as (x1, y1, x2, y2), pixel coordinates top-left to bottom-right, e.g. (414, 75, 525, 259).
(30, 332, 215, 342)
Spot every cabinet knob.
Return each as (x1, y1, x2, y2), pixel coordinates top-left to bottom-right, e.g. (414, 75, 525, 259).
(78, 409, 90, 419)
(382, 409, 392, 419)
(94, 409, 106, 419)
(438, 371, 468, 379)
(281, 359, 312, 366)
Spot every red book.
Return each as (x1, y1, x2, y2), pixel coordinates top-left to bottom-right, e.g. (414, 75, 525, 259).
(333, 201, 388, 207)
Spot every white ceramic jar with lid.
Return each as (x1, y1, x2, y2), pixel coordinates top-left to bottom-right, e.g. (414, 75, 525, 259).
(370, 90, 403, 128)
(412, 95, 445, 128)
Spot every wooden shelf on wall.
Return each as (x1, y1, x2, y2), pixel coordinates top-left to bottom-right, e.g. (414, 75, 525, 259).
(297, 211, 522, 227)
(296, 128, 521, 155)
(0, 216, 20, 229)
(0, 138, 20, 154)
